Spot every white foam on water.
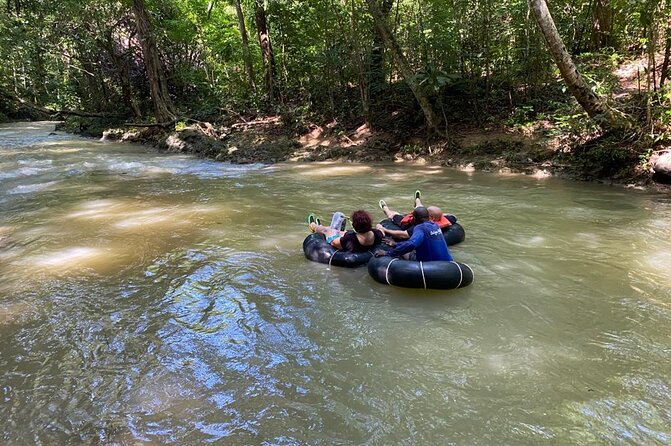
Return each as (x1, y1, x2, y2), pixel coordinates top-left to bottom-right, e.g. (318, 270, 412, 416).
(6, 180, 60, 194)
(18, 158, 53, 166)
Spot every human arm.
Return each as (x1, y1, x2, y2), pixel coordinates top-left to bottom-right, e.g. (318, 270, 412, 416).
(376, 223, 409, 239)
(330, 236, 342, 249)
(384, 227, 425, 258)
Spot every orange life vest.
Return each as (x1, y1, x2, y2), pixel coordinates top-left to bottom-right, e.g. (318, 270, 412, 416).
(400, 212, 451, 228)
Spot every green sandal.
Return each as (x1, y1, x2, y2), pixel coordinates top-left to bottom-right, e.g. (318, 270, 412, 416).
(307, 213, 317, 232)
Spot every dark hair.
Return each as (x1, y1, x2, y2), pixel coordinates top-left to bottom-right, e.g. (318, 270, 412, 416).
(412, 206, 430, 223)
(351, 209, 373, 233)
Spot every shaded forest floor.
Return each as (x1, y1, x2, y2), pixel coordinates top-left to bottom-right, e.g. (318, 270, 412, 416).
(52, 53, 670, 190)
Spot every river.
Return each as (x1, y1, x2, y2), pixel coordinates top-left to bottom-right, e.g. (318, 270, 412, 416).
(1, 121, 670, 444)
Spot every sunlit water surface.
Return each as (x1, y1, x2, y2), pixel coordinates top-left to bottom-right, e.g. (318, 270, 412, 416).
(1, 122, 670, 444)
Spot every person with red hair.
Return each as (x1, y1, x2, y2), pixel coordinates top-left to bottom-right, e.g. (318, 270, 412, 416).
(308, 209, 383, 252)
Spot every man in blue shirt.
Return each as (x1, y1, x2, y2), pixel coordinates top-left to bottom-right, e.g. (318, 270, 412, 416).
(375, 206, 453, 262)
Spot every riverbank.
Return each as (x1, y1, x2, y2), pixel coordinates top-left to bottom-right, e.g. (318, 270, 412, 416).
(42, 51, 668, 191)
(55, 113, 670, 191)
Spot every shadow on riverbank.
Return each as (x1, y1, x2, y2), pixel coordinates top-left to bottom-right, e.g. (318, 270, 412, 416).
(51, 113, 671, 192)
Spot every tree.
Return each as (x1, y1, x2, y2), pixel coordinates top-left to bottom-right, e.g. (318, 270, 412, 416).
(591, 0, 614, 50)
(234, 0, 256, 92)
(131, 0, 175, 123)
(365, 0, 440, 133)
(661, 20, 671, 87)
(254, 0, 275, 100)
(101, 24, 142, 118)
(528, 0, 632, 131)
(368, 0, 393, 120)
(207, 0, 256, 93)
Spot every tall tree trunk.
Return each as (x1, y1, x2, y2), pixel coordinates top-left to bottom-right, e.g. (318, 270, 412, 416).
(660, 20, 671, 87)
(349, 0, 371, 126)
(591, 0, 614, 50)
(254, 0, 275, 100)
(369, 0, 393, 119)
(528, 0, 631, 131)
(365, 0, 439, 133)
(103, 35, 142, 117)
(132, 0, 174, 123)
(7, 0, 20, 15)
(235, 0, 256, 92)
(78, 55, 106, 110)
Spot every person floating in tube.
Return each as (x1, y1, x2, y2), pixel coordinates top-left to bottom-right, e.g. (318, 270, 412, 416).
(376, 190, 452, 240)
(374, 206, 453, 262)
(308, 209, 383, 252)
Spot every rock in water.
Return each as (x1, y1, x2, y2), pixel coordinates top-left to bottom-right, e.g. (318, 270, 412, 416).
(651, 151, 671, 184)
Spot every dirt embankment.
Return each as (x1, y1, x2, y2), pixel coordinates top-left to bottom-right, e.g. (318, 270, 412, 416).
(87, 115, 665, 190)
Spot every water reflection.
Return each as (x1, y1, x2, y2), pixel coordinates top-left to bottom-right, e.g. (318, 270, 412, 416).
(1, 122, 671, 444)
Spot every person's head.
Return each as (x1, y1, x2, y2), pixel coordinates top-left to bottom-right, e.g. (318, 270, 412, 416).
(412, 206, 430, 223)
(351, 209, 373, 233)
(427, 206, 443, 222)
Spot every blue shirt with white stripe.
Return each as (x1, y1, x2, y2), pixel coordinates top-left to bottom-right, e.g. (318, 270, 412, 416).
(385, 221, 453, 262)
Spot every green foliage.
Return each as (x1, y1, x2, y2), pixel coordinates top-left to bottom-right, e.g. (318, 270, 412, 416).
(400, 144, 425, 155)
(562, 136, 639, 180)
(414, 64, 456, 95)
(0, 0, 667, 177)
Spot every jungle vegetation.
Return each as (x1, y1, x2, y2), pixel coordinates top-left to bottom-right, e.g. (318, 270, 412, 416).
(1, 0, 670, 178)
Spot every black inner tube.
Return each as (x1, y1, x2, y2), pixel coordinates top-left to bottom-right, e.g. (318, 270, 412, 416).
(379, 214, 465, 246)
(303, 233, 387, 268)
(368, 256, 474, 289)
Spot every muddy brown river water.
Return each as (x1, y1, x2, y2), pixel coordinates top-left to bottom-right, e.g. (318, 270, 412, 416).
(1, 122, 670, 444)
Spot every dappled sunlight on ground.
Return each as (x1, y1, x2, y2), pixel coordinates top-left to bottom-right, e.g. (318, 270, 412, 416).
(298, 122, 372, 149)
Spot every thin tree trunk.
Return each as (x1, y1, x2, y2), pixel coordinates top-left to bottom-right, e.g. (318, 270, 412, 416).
(350, 0, 370, 126)
(483, 0, 492, 100)
(235, 0, 256, 92)
(132, 0, 174, 123)
(591, 0, 614, 49)
(660, 21, 671, 87)
(368, 0, 393, 119)
(572, 0, 594, 53)
(78, 55, 106, 110)
(103, 35, 141, 117)
(7, 0, 20, 15)
(254, 0, 275, 100)
(528, 0, 631, 131)
(416, 1, 427, 66)
(365, 0, 439, 133)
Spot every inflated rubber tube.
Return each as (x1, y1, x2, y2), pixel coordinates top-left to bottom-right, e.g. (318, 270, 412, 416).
(367, 256, 474, 289)
(379, 214, 465, 246)
(303, 233, 384, 268)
